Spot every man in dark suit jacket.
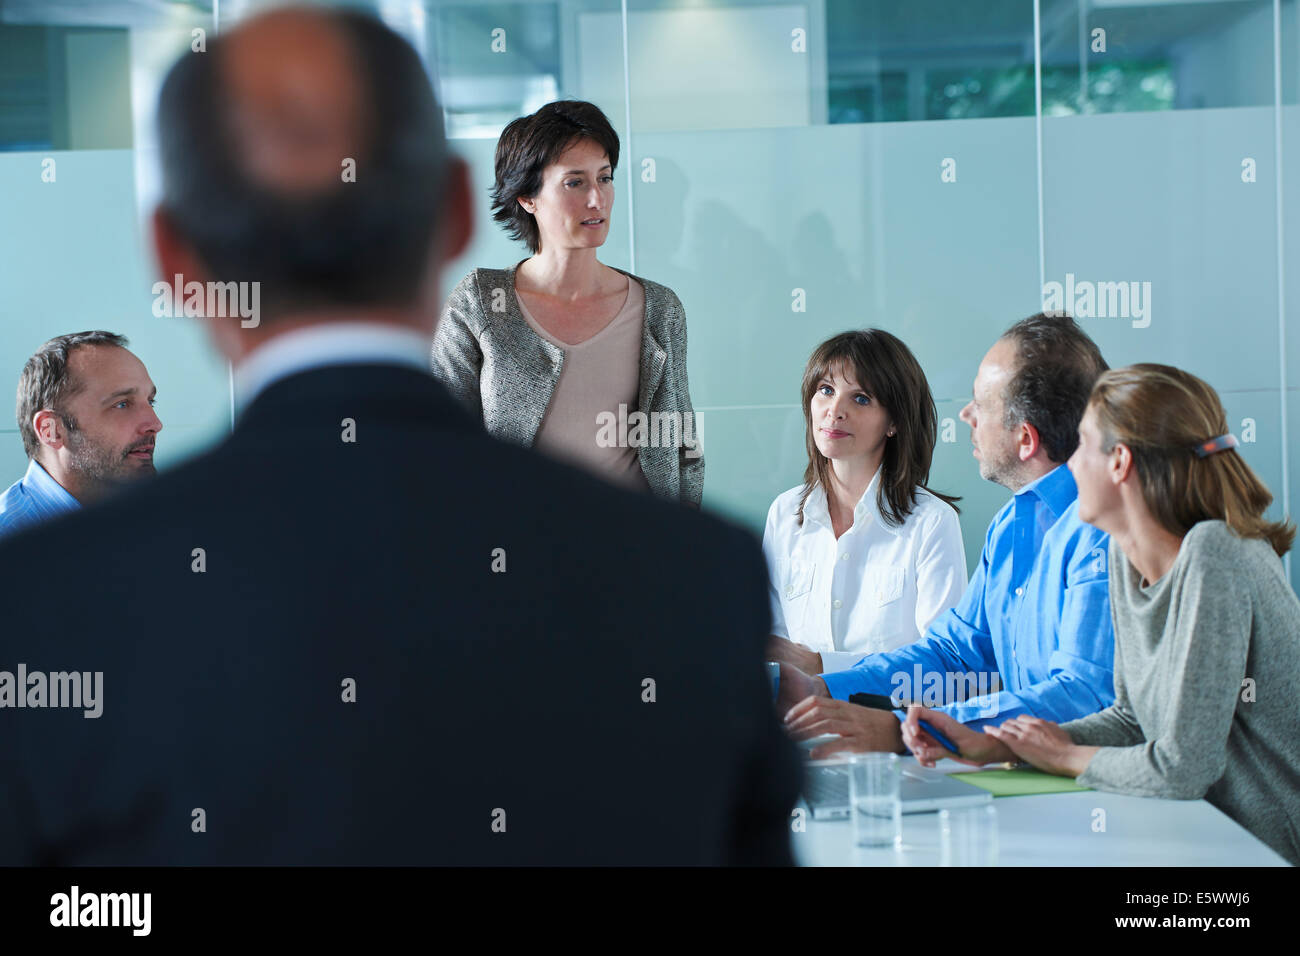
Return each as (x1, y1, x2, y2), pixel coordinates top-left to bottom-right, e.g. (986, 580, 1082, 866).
(0, 6, 800, 865)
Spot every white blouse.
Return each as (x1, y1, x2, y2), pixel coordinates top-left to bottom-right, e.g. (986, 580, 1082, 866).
(761, 467, 968, 672)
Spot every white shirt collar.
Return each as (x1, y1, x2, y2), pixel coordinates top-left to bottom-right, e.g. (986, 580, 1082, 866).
(803, 464, 892, 534)
(233, 322, 432, 410)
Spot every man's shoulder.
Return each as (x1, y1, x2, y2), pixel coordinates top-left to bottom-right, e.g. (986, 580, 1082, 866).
(526, 444, 754, 549)
(470, 443, 764, 607)
(980, 491, 1017, 542)
(0, 468, 73, 543)
(0, 471, 27, 515)
(1054, 497, 1107, 545)
(0, 414, 760, 615)
(1047, 498, 1110, 576)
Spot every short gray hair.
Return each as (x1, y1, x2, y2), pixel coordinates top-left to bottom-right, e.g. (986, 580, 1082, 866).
(16, 331, 129, 460)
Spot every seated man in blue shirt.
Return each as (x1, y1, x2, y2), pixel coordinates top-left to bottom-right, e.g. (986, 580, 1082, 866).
(770, 313, 1115, 759)
(0, 331, 163, 538)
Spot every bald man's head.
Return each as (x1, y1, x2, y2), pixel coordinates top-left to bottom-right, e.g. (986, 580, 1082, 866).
(156, 6, 447, 322)
(222, 9, 372, 195)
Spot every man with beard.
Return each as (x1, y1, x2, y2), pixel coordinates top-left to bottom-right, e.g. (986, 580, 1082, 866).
(0, 330, 162, 537)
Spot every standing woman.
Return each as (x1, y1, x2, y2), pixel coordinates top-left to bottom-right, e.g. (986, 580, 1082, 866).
(764, 330, 967, 673)
(432, 100, 703, 505)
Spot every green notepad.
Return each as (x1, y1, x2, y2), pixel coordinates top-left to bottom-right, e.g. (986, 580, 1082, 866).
(951, 767, 1091, 797)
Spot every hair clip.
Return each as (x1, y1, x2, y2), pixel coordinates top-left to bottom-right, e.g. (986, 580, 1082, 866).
(1194, 434, 1238, 458)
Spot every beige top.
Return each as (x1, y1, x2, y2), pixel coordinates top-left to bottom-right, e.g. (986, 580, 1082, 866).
(516, 277, 651, 493)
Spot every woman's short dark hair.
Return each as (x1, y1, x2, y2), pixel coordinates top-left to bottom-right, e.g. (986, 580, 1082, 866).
(798, 329, 959, 526)
(999, 313, 1109, 463)
(491, 100, 620, 253)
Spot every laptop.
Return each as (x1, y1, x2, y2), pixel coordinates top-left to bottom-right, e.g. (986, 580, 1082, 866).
(799, 737, 993, 820)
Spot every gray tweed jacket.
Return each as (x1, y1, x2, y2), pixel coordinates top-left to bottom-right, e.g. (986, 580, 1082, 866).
(432, 262, 704, 507)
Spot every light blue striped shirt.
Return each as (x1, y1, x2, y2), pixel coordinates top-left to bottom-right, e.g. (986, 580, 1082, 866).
(0, 458, 80, 539)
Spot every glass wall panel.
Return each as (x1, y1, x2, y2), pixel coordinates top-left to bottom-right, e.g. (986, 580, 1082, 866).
(1043, 0, 1291, 587)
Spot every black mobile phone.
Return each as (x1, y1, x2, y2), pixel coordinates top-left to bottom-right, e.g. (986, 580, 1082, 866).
(848, 692, 901, 711)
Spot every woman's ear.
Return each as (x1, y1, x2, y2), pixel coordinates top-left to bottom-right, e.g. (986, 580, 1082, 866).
(1110, 443, 1132, 485)
(517, 195, 535, 215)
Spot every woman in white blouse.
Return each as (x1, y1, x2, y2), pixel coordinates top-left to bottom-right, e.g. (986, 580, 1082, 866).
(765, 330, 967, 674)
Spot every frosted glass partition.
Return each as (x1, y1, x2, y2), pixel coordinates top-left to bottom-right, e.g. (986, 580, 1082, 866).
(630, 119, 1040, 575)
(1042, 105, 1285, 533)
(583, 3, 827, 131)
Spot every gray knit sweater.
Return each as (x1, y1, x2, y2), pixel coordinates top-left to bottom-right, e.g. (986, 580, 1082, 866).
(1062, 520, 1300, 865)
(432, 264, 705, 507)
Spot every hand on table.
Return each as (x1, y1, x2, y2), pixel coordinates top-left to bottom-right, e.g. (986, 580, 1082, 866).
(774, 662, 828, 714)
(783, 697, 905, 759)
(901, 705, 1017, 768)
(982, 715, 1097, 777)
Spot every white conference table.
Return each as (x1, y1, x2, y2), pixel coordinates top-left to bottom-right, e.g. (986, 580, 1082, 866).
(793, 758, 1290, 866)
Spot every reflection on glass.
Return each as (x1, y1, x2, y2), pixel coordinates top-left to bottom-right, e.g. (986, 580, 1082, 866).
(1041, 0, 1275, 113)
(432, 1, 562, 138)
(0, 24, 133, 151)
(829, 0, 1035, 124)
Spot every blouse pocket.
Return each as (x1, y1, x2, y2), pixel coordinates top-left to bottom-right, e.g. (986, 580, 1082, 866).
(784, 558, 815, 601)
(866, 565, 906, 607)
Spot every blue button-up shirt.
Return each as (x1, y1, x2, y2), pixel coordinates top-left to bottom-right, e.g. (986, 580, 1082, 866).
(822, 463, 1115, 730)
(0, 459, 80, 538)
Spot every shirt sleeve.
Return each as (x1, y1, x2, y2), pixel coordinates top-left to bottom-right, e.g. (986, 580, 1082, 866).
(819, 650, 867, 673)
(1062, 703, 1146, 748)
(760, 498, 788, 641)
(431, 274, 485, 421)
(821, 533, 997, 701)
(914, 502, 968, 636)
(931, 523, 1115, 732)
(1072, 538, 1253, 799)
